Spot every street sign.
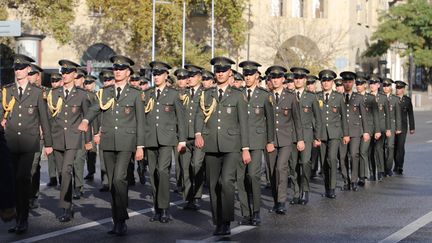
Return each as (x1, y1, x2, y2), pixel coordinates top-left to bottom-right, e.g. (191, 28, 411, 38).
(0, 20, 21, 36)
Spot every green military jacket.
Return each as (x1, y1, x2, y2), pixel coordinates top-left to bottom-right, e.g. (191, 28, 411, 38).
(85, 84, 145, 151)
(362, 92, 380, 135)
(1, 82, 52, 153)
(317, 91, 349, 140)
(373, 93, 391, 133)
(398, 95, 415, 132)
(143, 86, 186, 147)
(181, 86, 203, 139)
(243, 86, 274, 150)
(296, 90, 322, 142)
(195, 86, 249, 153)
(344, 92, 369, 137)
(386, 94, 402, 132)
(48, 86, 91, 150)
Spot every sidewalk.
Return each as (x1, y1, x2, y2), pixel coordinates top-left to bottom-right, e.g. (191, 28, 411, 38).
(412, 91, 432, 111)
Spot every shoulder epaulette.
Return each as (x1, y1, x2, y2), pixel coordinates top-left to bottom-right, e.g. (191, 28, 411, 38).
(2, 83, 14, 88)
(203, 87, 216, 92)
(129, 85, 141, 91)
(103, 84, 114, 89)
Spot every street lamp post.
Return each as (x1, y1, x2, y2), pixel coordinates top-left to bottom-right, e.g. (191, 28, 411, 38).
(182, 1, 186, 67)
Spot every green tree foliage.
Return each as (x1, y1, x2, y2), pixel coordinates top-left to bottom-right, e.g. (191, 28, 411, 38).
(365, 0, 432, 67)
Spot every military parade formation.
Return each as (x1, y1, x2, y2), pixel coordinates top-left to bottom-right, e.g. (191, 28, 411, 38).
(0, 54, 415, 237)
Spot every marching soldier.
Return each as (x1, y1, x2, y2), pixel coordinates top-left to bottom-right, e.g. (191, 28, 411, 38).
(267, 65, 304, 213)
(394, 81, 415, 175)
(291, 68, 322, 205)
(232, 70, 245, 89)
(339, 71, 369, 191)
(195, 57, 251, 235)
(142, 61, 186, 223)
(382, 78, 402, 177)
(356, 76, 380, 186)
(1, 54, 53, 234)
(201, 70, 215, 89)
(237, 60, 274, 225)
(368, 75, 391, 181)
(47, 60, 92, 222)
(284, 72, 295, 91)
(179, 64, 206, 210)
(306, 75, 322, 178)
(317, 70, 349, 199)
(79, 55, 145, 235)
(335, 78, 344, 94)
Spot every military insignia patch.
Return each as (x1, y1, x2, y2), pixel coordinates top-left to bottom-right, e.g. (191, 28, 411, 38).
(72, 106, 78, 113)
(164, 105, 171, 112)
(28, 107, 34, 114)
(227, 107, 232, 114)
(125, 107, 131, 114)
(284, 109, 288, 116)
(319, 100, 324, 108)
(353, 106, 357, 112)
(255, 107, 260, 115)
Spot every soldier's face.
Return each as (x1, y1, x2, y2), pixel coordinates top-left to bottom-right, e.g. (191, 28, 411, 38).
(113, 68, 130, 82)
(369, 83, 378, 92)
(62, 71, 77, 85)
(271, 76, 284, 90)
(27, 73, 40, 84)
(188, 74, 201, 88)
(307, 83, 316, 92)
(215, 69, 231, 85)
(74, 77, 84, 87)
(287, 82, 295, 90)
(356, 84, 365, 93)
(383, 85, 392, 94)
(84, 82, 95, 91)
(14, 65, 31, 81)
(244, 72, 258, 88)
(177, 78, 188, 89)
(202, 79, 213, 88)
(396, 87, 404, 96)
(343, 80, 354, 92)
(153, 72, 168, 87)
(294, 77, 305, 89)
(321, 80, 333, 91)
(129, 80, 140, 87)
(336, 86, 344, 93)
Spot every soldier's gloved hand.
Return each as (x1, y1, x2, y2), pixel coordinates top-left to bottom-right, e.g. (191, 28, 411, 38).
(85, 143, 93, 151)
(374, 132, 381, 140)
(343, 136, 350, 145)
(78, 120, 89, 132)
(313, 139, 321, 147)
(363, 133, 370, 142)
(385, 130, 391, 138)
(266, 143, 275, 153)
(297, 141, 305, 152)
(44, 146, 53, 155)
(195, 134, 204, 149)
(395, 130, 402, 135)
(242, 149, 251, 165)
(410, 130, 415, 135)
(135, 148, 144, 161)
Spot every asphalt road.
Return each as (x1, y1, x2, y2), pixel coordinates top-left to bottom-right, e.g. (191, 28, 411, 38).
(1, 111, 431, 243)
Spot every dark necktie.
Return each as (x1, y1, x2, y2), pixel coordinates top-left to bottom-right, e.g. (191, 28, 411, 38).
(345, 93, 349, 104)
(247, 89, 252, 101)
(297, 91, 300, 101)
(325, 93, 329, 103)
(218, 89, 223, 102)
(116, 87, 121, 100)
(275, 93, 279, 104)
(191, 88, 195, 98)
(18, 87, 23, 99)
(156, 89, 161, 100)
(65, 89, 69, 99)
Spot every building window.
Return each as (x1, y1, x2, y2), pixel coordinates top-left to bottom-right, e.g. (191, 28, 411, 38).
(270, 0, 283, 17)
(312, 0, 325, 18)
(292, 0, 304, 18)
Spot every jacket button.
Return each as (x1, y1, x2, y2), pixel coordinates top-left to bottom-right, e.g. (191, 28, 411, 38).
(17, 132, 21, 135)
(18, 123, 21, 126)
(64, 127, 67, 130)
(115, 126, 118, 129)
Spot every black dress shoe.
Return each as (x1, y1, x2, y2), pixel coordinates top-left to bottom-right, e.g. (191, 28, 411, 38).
(213, 224, 223, 235)
(269, 203, 279, 213)
(116, 221, 127, 236)
(8, 225, 18, 233)
(84, 173, 94, 181)
(351, 183, 358, 192)
(221, 222, 231, 235)
(29, 198, 39, 209)
(159, 209, 170, 223)
(325, 189, 336, 199)
(342, 181, 351, 191)
(378, 172, 384, 181)
(15, 220, 28, 235)
(369, 175, 376, 181)
(128, 178, 136, 186)
(397, 169, 404, 175)
(183, 200, 199, 210)
(238, 216, 251, 225)
(46, 177, 58, 187)
(58, 208, 74, 222)
(107, 223, 119, 235)
(275, 203, 286, 215)
(386, 170, 393, 177)
(150, 210, 161, 222)
(357, 179, 365, 187)
(289, 197, 300, 205)
(300, 192, 309, 205)
(99, 185, 109, 192)
(251, 212, 261, 226)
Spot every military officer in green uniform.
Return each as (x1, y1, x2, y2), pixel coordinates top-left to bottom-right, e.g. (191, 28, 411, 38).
(236, 60, 274, 225)
(195, 57, 251, 235)
(317, 70, 349, 199)
(201, 70, 215, 89)
(291, 67, 322, 205)
(79, 55, 145, 236)
(179, 64, 206, 210)
(339, 71, 369, 191)
(47, 59, 92, 222)
(382, 78, 402, 177)
(142, 61, 186, 223)
(356, 76, 380, 185)
(284, 72, 295, 91)
(394, 81, 415, 175)
(306, 75, 322, 178)
(267, 65, 304, 213)
(368, 75, 391, 181)
(1, 54, 53, 234)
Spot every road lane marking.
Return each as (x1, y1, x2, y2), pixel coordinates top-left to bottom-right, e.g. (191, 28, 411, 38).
(426, 140, 432, 143)
(177, 225, 256, 243)
(379, 211, 432, 243)
(12, 195, 209, 243)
